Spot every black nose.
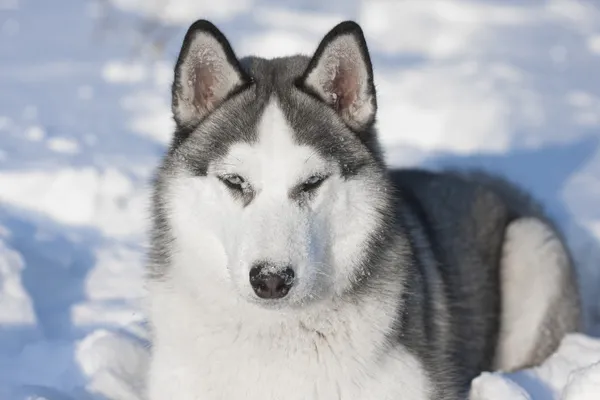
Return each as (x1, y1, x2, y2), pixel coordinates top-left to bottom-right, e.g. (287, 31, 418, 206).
(249, 264, 295, 299)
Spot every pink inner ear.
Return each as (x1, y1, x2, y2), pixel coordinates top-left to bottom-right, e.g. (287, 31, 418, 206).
(193, 64, 216, 112)
(331, 65, 358, 111)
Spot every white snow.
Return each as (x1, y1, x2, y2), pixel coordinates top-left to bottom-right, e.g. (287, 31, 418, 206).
(0, 168, 148, 237)
(0, 234, 35, 326)
(102, 62, 148, 84)
(471, 334, 600, 400)
(47, 137, 80, 154)
(562, 362, 600, 400)
(25, 125, 45, 142)
(108, 0, 254, 24)
(0, 0, 599, 399)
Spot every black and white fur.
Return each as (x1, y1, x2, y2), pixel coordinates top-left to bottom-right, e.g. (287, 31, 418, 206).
(146, 20, 581, 399)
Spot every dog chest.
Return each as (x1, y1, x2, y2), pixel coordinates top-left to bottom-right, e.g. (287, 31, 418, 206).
(148, 318, 432, 400)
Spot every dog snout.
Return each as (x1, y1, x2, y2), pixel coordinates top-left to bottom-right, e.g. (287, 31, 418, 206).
(249, 263, 295, 299)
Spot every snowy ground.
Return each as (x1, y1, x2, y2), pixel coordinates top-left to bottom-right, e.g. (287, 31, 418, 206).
(0, 0, 599, 399)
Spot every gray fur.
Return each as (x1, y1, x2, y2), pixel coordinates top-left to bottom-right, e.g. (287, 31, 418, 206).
(387, 169, 582, 397)
(148, 19, 581, 399)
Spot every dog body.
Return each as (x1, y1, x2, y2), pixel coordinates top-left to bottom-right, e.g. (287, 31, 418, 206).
(147, 21, 581, 399)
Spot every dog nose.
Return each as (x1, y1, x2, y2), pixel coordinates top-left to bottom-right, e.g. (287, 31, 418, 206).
(249, 264, 295, 299)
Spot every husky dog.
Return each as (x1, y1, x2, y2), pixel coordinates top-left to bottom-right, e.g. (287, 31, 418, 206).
(146, 20, 581, 400)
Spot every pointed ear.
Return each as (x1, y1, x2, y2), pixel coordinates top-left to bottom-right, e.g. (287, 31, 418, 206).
(172, 20, 249, 127)
(298, 21, 376, 131)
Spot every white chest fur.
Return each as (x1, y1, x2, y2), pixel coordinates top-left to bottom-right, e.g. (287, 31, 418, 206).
(146, 284, 431, 400)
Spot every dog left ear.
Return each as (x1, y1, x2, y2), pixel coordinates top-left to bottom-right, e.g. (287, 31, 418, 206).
(299, 21, 376, 131)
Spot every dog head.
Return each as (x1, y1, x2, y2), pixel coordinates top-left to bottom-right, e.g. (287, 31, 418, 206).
(152, 20, 393, 309)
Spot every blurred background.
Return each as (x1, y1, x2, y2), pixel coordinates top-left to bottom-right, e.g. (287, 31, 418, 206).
(0, 0, 599, 398)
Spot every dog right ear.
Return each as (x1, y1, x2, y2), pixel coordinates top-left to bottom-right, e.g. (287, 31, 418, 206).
(172, 20, 249, 128)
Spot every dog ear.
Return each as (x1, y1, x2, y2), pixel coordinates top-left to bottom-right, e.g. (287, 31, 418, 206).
(299, 21, 376, 131)
(172, 20, 249, 127)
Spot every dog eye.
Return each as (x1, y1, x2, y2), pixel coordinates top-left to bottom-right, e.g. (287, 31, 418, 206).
(300, 175, 327, 193)
(220, 174, 246, 191)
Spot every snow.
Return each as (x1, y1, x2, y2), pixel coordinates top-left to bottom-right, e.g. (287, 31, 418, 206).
(108, 0, 253, 24)
(471, 334, 600, 400)
(0, 168, 147, 236)
(0, 0, 599, 399)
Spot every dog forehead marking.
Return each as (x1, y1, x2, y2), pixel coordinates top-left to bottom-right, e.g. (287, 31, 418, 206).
(226, 98, 323, 189)
(256, 97, 297, 156)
